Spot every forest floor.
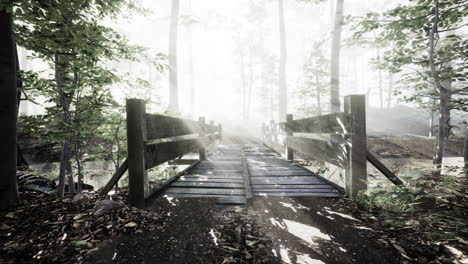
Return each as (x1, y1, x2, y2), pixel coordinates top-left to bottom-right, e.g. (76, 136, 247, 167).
(1, 135, 466, 263)
(1, 186, 466, 264)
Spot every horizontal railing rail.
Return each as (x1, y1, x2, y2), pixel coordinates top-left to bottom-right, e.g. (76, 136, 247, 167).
(100, 99, 222, 208)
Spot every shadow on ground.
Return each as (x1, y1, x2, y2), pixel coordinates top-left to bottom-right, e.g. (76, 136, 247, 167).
(249, 197, 403, 264)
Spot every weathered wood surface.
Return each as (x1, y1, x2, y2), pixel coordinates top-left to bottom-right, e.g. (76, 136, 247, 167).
(367, 150, 403, 185)
(147, 160, 200, 199)
(285, 112, 351, 134)
(344, 95, 367, 197)
(245, 143, 340, 197)
(126, 99, 148, 208)
(144, 135, 218, 169)
(145, 113, 202, 140)
(158, 139, 341, 204)
(171, 182, 244, 188)
(100, 159, 128, 196)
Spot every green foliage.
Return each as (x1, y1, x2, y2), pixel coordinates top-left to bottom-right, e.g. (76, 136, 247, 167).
(348, 0, 468, 111)
(1, 0, 167, 184)
(358, 182, 423, 212)
(296, 39, 329, 117)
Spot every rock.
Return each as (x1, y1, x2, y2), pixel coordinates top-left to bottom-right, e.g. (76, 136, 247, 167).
(73, 193, 90, 204)
(93, 200, 120, 217)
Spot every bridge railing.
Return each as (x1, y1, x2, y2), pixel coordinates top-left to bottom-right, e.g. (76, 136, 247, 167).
(263, 94, 366, 198)
(100, 99, 222, 208)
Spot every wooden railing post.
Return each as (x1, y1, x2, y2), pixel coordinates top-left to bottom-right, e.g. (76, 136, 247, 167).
(344, 95, 367, 198)
(126, 99, 148, 208)
(218, 124, 223, 140)
(286, 114, 294, 161)
(198, 116, 206, 160)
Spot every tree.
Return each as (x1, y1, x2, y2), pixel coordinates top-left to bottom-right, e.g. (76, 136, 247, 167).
(330, 0, 344, 113)
(0, 7, 19, 209)
(278, 0, 287, 121)
(297, 40, 330, 116)
(8, 0, 149, 196)
(168, 0, 180, 113)
(350, 0, 468, 176)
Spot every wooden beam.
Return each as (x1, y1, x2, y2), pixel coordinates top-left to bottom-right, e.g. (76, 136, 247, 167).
(286, 114, 294, 161)
(145, 113, 201, 140)
(145, 137, 204, 169)
(126, 99, 148, 208)
(286, 112, 351, 134)
(367, 150, 403, 185)
(168, 159, 199, 165)
(285, 136, 346, 168)
(198, 117, 206, 160)
(147, 160, 200, 199)
(344, 95, 367, 198)
(242, 147, 253, 202)
(99, 159, 128, 196)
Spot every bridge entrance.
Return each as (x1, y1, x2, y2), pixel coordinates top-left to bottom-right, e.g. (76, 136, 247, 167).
(158, 137, 340, 205)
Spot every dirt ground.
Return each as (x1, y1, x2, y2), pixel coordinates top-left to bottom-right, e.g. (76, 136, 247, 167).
(83, 196, 406, 264)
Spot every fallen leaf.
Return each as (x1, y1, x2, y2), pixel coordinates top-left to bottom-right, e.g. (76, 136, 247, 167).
(124, 222, 138, 228)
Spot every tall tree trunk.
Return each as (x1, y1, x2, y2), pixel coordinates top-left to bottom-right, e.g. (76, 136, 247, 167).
(429, 0, 446, 177)
(429, 94, 436, 137)
(168, 0, 180, 113)
(66, 157, 75, 193)
(316, 74, 322, 115)
(240, 51, 247, 121)
(55, 52, 74, 197)
(15, 45, 29, 170)
(0, 9, 19, 209)
(387, 72, 393, 108)
(73, 133, 83, 193)
(278, 0, 287, 121)
(247, 54, 253, 121)
(57, 141, 68, 198)
(330, 0, 344, 113)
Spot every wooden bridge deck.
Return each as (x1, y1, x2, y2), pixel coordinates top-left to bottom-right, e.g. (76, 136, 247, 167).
(160, 139, 341, 205)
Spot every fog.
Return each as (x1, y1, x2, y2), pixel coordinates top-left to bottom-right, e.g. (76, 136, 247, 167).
(18, 1, 407, 123)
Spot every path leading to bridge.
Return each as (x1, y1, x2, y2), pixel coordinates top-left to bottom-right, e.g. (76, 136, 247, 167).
(159, 137, 340, 205)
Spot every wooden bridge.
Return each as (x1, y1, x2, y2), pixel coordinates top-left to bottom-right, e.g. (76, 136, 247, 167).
(101, 94, 401, 208)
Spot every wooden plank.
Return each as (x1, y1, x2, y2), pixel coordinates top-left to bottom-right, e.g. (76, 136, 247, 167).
(286, 112, 351, 134)
(99, 159, 128, 196)
(286, 114, 294, 160)
(250, 171, 312, 176)
(252, 188, 338, 193)
(145, 113, 201, 140)
(242, 147, 253, 201)
(367, 150, 403, 185)
(126, 99, 148, 208)
(254, 192, 340, 197)
(344, 95, 367, 198)
(144, 135, 217, 169)
(195, 165, 243, 169)
(178, 177, 244, 183)
(147, 160, 200, 199)
(285, 136, 346, 168)
(182, 174, 243, 178)
(251, 177, 325, 184)
(165, 187, 245, 195)
(252, 184, 334, 189)
(171, 182, 244, 188)
(190, 169, 243, 174)
(199, 161, 243, 165)
(168, 159, 199, 165)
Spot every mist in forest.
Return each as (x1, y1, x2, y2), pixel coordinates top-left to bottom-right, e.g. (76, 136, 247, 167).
(18, 0, 463, 136)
